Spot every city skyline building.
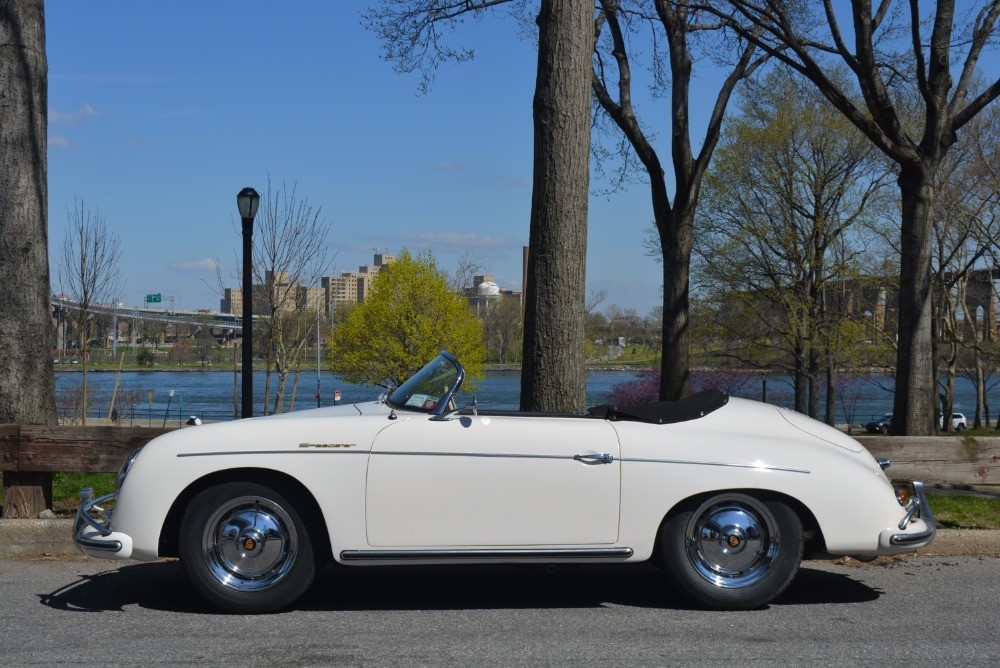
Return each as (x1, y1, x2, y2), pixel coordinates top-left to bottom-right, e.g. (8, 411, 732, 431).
(221, 254, 397, 318)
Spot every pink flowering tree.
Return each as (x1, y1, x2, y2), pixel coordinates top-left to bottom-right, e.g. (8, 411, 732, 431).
(609, 368, 758, 406)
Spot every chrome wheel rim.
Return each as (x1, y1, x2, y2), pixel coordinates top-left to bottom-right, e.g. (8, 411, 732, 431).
(685, 497, 779, 589)
(202, 495, 298, 592)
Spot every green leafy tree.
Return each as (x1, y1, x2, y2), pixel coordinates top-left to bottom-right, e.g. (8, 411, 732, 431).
(134, 348, 155, 367)
(329, 250, 486, 387)
(707, 0, 1000, 434)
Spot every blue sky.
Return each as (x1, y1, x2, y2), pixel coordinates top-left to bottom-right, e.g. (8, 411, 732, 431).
(46, 2, 664, 315)
(44, 2, 999, 317)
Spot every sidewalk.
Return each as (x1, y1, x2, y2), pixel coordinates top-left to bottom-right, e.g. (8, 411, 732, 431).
(1, 519, 998, 558)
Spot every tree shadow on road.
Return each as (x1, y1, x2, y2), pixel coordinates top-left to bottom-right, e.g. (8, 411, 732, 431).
(37, 560, 878, 614)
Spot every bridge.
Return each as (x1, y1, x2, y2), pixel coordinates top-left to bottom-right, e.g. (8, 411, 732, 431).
(51, 296, 253, 332)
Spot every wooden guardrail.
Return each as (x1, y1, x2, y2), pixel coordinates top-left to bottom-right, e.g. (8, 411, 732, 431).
(856, 435, 1000, 485)
(1, 424, 174, 518)
(1, 426, 997, 516)
(1, 426, 998, 481)
(1, 424, 174, 473)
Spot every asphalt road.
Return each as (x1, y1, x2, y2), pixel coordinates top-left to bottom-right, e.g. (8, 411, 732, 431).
(1, 556, 997, 667)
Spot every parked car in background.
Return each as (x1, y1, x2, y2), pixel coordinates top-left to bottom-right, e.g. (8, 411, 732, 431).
(940, 413, 967, 431)
(865, 413, 892, 434)
(75, 351, 936, 614)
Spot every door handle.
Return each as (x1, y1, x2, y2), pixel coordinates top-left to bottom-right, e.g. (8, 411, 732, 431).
(574, 453, 614, 464)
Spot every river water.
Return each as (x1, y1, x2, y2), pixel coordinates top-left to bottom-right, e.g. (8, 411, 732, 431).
(54, 368, 989, 427)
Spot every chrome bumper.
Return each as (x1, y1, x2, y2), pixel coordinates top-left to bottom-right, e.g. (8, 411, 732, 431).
(73, 487, 125, 554)
(888, 481, 937, 548)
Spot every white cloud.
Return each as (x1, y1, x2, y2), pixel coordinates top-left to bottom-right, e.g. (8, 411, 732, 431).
(49, 135, 73, 149)
(168, 258, 219, 272)
(49, 104, 98, 126)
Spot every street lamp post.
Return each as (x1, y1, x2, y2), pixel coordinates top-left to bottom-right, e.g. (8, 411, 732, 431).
(237, 187, 260, 419)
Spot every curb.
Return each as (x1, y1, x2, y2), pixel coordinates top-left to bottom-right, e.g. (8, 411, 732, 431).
(1, 519, 998, 559)
(0, 519, 76, 556)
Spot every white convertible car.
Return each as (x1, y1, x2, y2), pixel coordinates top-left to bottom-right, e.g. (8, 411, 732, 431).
(75, 351, 936, 613)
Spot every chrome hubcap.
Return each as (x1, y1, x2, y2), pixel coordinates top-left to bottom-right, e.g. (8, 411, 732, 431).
(685, 498, 779, 589)
(202, 496, 298, 591)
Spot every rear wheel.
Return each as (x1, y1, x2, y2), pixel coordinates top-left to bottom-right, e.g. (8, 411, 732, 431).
(179, 481, 315, 613)
(662, 493, 802, 609)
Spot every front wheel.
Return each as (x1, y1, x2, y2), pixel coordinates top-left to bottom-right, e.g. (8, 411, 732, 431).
(662, 493, 802, 610)
(179, 481, 316, 613)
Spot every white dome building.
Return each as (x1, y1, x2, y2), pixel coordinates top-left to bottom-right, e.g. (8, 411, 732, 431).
(476, 280, 501, 298)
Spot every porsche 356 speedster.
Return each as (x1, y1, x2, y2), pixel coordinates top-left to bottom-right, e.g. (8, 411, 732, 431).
(75, 351, 935, 613)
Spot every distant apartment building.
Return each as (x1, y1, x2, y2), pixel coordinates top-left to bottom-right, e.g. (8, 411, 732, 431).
(221, 270, 326, 316)
(322, 253, 396, 308)
(221, 254, 396, 317)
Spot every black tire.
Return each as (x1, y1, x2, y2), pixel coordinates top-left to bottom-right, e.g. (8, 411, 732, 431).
(662, 492, 802, 610)
(179, 481, 315, 613)
(956, 424, 966, 432)
(879, 425, 889, 434)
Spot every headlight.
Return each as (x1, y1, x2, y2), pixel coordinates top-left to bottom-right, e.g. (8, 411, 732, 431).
(114, 447, 143, 494)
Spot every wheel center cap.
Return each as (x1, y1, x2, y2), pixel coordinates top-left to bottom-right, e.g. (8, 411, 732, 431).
(238, 529, 266, 557)
(721, 526, 747, 553)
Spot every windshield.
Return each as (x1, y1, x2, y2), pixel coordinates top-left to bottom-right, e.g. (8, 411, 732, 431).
(386, 351, 464, 414)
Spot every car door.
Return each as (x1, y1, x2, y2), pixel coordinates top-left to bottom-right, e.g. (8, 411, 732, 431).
(365, 414, 621, 547)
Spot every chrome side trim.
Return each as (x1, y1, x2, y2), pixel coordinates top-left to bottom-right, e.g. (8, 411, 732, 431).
(620, 458, 810, 475)
(372, 450, 571, 461)
(339, 548, 634, 562)
(173, 450, 805, 475)
(177, 450, 369, 458)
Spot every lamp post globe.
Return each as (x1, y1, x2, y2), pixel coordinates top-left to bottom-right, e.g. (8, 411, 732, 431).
(237, 187, 260, 221)
(238, 187, 260, 419)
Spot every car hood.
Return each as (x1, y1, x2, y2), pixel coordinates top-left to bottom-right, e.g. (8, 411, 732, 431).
(254, 400, 392, 420)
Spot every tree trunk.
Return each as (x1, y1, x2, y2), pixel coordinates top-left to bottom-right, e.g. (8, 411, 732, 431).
(658, 209, 693, 400)
(520, 0, 593, 413)
(891, 164, 937, 435)
(824, 364, 837, 427)
(974, 346, 985, 429)
(793, 339, 807, 414)
(941, 357, 955, 433)
(81, 341, 88, 426)
(0, 0, 56, 518)
(808, 346, 820, 420)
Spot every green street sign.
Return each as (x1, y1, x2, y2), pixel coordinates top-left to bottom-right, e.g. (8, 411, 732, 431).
(146, 293, 162, 303)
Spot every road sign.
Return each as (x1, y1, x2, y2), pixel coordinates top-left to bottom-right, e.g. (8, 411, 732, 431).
(146, 293, 162, 303)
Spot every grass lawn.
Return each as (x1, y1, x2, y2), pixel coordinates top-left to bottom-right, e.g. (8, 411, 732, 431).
(926, 493, 1000, 530)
